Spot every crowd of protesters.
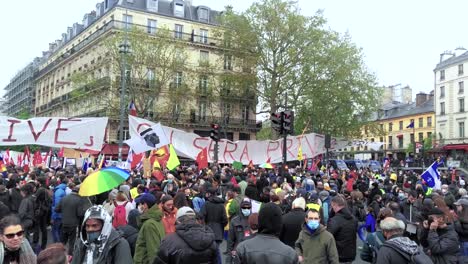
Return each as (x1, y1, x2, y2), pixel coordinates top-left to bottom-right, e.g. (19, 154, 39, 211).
(0, 158, 466, 264)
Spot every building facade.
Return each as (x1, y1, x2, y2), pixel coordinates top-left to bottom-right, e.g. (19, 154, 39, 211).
(33, 0, 259, 149)
(3, 59, 40, 116)
(434, 51, 468, 169)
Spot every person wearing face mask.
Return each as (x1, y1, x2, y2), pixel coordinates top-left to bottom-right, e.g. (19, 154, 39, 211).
(295, 209, 339, 264)
(134, 193, 165, 264)
(72, 205, 132, 264)
(441, 184, 456, 209)
(226, 198, 252, 263)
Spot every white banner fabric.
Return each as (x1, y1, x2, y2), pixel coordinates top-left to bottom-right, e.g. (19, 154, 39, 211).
(128, 116, 352, 164)
(0, 117, 108, 151)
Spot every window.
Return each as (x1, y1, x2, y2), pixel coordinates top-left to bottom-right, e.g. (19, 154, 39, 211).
(388, 122, 393, 132)
(242, 105, 249, 121)
(460, 122, 465, 138)
(399, 121, 403, 130)
(223, 103, 232, 124)
(440, 102, 445, 115)
(460, 81, 465, 94)
(199, 8, 209, 22)
(174, 72, 182, 88)
(224, 54, 232, 70)
(380, 124, 384, 131)
(419, 117, 423, 128)
(123, 14, 133, 29)
(147, 19, 157, 34)
(460, 98, 465, 112)
(440, 86, 445, 98)
(199, 50, 209, 64)
(427, 116, 432, 127)
(174, 24, 183, 39)
(440, 70, 445, 81)
(199, 75, 208, 95)
(174, 3, 184, 17)
(427, 132, 432, 139)
(459, 64, 464, 75)
(418, 132, 423, 143)
(410, 133, 414, 143)
(388, 136, 393, 149)
(198, 100, 206, 121)
(147, 68, 155, 86)
(199, 29, 208, 44)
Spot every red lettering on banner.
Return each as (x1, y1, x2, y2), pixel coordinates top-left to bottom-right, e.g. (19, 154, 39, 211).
(208, 140, 215, 161)
(193, 137, 209, 151)
(136, 123, 152, 134)
(239, 143, 250, 163)
(223, 141, 237, 162)
(2, 119, 21, 142)
(27, 119, 52, 141)
(84, 136, 94, 147)
(266, 141, 280, 159)
(285, 138, 294, 157)
(54, 118, 80, 145)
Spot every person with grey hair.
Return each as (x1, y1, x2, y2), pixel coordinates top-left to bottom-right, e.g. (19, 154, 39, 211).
(376, 217, 432, 264)
(154, 206, 218, 264)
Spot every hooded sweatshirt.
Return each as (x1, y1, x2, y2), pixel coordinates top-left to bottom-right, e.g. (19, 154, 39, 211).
(134, 204, 165, 264)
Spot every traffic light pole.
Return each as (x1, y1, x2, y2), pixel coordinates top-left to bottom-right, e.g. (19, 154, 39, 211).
(282, 118, 287, 177)
(214, 140, 219, 165)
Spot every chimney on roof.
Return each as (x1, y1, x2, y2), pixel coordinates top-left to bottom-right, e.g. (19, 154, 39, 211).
(416, 92, 428, 107)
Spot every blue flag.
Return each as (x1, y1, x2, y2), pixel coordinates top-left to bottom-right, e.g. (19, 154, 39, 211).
(406, 121, 414, 129)
(421, 161, 441, 189)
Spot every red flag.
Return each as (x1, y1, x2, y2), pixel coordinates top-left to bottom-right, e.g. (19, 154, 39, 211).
(17, 155, 22, 167)
(152, 169, 165, 182)
(33, 151, 42, 166)
(131, 152, 144, 170)
(23, 147, 31, 172)
(58, 147, 64, 158)
(230, 175, 238, 186)
(266, 157, 271, 164)
(196, 148, 208, 170)
(129, 101, 137, 117)
(43, 148, 52, 164)
(248, 160, 254, 169)
(150, 146, 170, 169)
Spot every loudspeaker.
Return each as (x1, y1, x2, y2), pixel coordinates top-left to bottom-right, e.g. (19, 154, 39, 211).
(325, 134, 331, 149)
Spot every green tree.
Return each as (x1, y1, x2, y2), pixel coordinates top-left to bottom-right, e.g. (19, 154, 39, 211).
(219, 0, 380, 138)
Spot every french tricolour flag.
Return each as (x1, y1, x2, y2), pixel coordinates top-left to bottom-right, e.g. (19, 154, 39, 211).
(421, 161, 441, 189)
(129, 101, 137, 117)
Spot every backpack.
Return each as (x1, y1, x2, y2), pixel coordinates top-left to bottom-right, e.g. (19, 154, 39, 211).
(34, 188, 52, 218)
(383, 242, 433, 264)
(112, 201, 128, 228)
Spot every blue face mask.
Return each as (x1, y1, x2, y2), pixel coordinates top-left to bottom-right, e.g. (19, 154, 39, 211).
(307, 220, 320, 230)
(398, 193, 405, 200)
(87, 231, 101, 243)
(241, 209, 251, 217)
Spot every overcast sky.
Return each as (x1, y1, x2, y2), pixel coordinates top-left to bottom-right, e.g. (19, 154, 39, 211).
(2, 0, 467, 99)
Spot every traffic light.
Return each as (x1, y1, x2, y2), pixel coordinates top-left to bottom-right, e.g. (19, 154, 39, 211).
(283, 110, 294, 135)
(210, 123, 220, 141)
(270, 112, 283, 132)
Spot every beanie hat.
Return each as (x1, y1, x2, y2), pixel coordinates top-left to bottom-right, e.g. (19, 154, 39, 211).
(258, 202, 283, 236)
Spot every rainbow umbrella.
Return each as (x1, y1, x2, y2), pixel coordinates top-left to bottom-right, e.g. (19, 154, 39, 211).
(79, 167, 130, 197)
(259, 163, 274, 169)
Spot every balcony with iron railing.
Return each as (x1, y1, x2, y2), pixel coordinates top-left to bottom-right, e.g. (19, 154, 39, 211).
(36, 20, 225, 79)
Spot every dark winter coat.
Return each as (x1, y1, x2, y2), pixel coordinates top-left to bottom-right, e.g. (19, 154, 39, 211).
(18, 194, 35, 230)
(327, 207, 358, 263)
(134, 204, 165, 264)
(200, 196, 228, 242)
(116, 225, 139, 257)
(227, 213, 250, 251)
(454, 218, 468, 242)
(280, 208, 306, 248)
(399, 200, 421, 223)
(376, 235, 431, 264)
(244, 185, 259, 201)
(426, 225, 460, 264)
(72, 229, 132, 264)
(8, 187, 22, 213)
(0, 201, 9, 220)
(295, 224, 339, 264)
(236, 234, 299, 264)
(55, 192, 89, 227)
(154, 221, 218, 264)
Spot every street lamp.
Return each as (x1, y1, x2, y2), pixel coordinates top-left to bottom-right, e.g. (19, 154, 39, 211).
(117, 39, 131, 161)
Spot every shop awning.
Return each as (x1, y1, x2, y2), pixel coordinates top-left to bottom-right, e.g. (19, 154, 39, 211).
(442, 144, 468, 151)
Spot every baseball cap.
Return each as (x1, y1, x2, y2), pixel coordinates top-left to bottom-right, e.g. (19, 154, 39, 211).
(176, 206, 196, 220)
(454, 198, 468, 207)
(427, 207, 445, 216)
(135, 193, 156, 206)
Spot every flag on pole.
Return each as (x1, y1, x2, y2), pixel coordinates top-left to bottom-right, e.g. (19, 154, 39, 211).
(232, 161, 243, 170)
(23, 147, 31, 172)
(98, 154, 106, 169)
(4, 149, 10, 166)
(297, 145, 303, 161)
(406, 121, 414, 129)
(166, 144, 180, 170)
(196, 148, 208, 170)
(421, 161, 441, 189)
(58, 147, 64, 158)
(129, 101, 137, 117)
(248, 160, 254, 169)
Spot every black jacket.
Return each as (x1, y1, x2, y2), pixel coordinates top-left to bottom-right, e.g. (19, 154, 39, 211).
(280, 208, 306, 248)
(227, 214, 250, 251)
(154, 222, 218, 264)
(200, 196, 227, 242)
(0, 201, 9, 219)
(0, 191, 10, 206)
(18, 195, 34, 229)
(426, 225, 460, 264)
(376, 235, 431, 264)
(8, 188, 22, 213)
(454, 218, 468, 242)
(55, 192, 90, 227)
(327, 207, 358, 262)
(236, 233, 298, 264)
(116, 225, 139, 257)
